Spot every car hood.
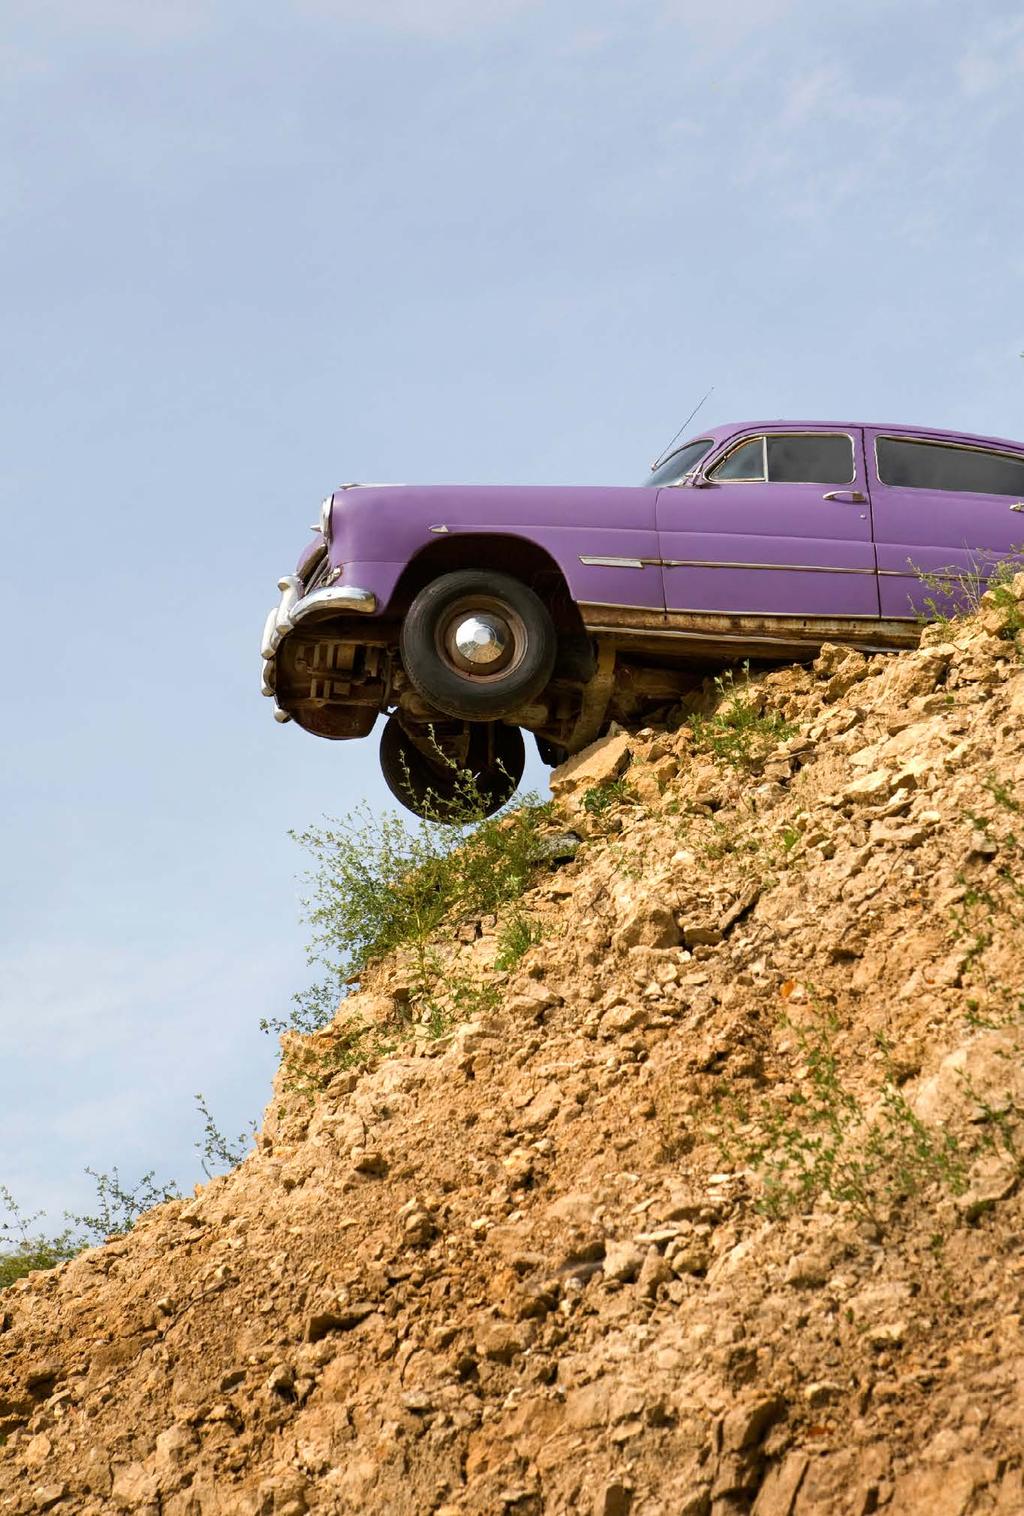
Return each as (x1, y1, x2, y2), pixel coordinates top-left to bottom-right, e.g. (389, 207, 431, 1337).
(338, 483, 658, 532)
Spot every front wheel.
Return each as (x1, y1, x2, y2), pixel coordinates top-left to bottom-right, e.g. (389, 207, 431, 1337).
(400, 570, 557, 722)
(378, 716, 526, 821)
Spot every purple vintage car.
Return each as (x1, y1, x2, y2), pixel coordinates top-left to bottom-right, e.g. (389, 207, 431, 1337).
(261, 419, 1024, 816)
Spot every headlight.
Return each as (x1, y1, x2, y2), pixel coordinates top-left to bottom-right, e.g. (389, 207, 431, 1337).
(319, 494, 334, 543)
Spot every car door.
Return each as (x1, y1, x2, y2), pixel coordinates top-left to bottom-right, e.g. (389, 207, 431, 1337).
(656, 428, 879, 619)
(865, 429, 1024, 619)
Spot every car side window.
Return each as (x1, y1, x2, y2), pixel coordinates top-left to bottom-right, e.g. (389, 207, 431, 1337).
(876, 436, 1024, 496)
(767, 434, 854, 484)
(709, 438, 766, 481)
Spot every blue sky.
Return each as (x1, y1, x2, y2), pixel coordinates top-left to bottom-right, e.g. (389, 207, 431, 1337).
(3, 0, 1022, 1222)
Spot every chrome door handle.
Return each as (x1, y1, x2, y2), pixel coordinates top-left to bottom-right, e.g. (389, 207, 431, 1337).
(822, 490, 866, 502)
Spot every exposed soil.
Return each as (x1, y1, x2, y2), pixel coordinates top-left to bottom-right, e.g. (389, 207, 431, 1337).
(5, 585, 1024, 1515)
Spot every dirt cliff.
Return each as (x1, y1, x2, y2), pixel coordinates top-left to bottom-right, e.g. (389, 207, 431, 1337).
(5, 583, 1024, 1516)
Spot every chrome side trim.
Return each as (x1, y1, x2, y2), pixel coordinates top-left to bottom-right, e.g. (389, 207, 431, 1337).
(338, 481, 407, 490)
(429, 524, 450, 534)
(577, 601, 668, 616)
(877, 559, 1024, 578)
(579, 555, 877, 574)
(579, 555, 651, 569)
(660, 558, 876, 575)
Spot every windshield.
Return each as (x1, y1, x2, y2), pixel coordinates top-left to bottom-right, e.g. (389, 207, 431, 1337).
(644, 437, 714, 487)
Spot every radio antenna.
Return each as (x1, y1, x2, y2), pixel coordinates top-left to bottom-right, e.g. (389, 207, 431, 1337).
(649, 385, 715, 472)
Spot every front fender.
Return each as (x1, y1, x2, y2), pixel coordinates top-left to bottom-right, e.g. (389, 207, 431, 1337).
(329, 484, 662, 613)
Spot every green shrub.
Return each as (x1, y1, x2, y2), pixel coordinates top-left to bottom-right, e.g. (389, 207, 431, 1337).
(717, 1018, 967, 1229)
(0, 1186, 79, 1289)
(194, 1094, 256, 1179)
(67, 1167, 180, 1240)
(581, 777, 639, 815)
(292, 796, 548, 988)
(264, 780, 551, 1064)
(985, 575, 1024, 653)
(951, 776, 1024, 1027)
(1, 1168, 180, 1290)
(494, 910, 544, 971)
(688, 666, 794, 770)
(915, 548, 1024, 646)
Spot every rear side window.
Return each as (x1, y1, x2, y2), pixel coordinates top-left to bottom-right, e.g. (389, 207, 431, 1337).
(709, 433, 854, 484)
(877, 437, 1024, 496)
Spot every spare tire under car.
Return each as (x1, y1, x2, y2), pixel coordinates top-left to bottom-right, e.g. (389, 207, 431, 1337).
(378, 715, 526, 821)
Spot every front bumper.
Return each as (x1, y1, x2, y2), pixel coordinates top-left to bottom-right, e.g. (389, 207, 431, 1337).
(261, 574, 377, 721)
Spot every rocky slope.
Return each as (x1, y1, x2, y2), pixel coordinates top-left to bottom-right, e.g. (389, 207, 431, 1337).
(5, 585, 1024, 1516)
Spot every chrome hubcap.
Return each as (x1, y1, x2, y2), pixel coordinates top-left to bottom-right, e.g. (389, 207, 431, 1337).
(452, 614, 509, 667)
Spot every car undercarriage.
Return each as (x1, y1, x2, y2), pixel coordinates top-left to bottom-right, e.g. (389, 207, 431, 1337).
(268, 602, 921, 817)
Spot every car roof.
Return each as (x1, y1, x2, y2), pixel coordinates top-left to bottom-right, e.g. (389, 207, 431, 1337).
(695, 420, 1024, 453)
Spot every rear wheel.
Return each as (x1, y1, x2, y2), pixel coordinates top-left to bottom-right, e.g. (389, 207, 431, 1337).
(378, 715, 526, 821)
(400, 570, 557, 722)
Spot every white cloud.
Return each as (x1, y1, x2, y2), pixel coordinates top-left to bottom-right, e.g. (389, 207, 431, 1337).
(297, 0, 542, 38)
(657, 0, 800, 44)
(778, 62, 842, 130)
(7, 0, 217, 46)
(11, 0, 547, 46)
(775, 58, 911, 137)
(0, 42, 53, 85)
(957, 17, 1024, 98)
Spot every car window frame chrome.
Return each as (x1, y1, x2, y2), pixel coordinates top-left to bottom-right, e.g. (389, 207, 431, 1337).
(699, 429, 858, 488)
(705, 434, 767, 484)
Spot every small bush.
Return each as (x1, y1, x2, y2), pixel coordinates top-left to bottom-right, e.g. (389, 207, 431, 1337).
(194, 1094, 256, 1179)
(688, 667, 794, 770)
(581, 777, 639, 816)
(494, 911, 544, 971)
(915, 548, 1024, 644)
(67, 1167, 181, 1240)
(290, 793, 549, 995)
(951, 776, 1024, 1027)
(1, 1168, 180, 1290)
(717, 1018, 967, 1229)
(263, 776, 552, 1088)
(0, 1188, 79, 1289)
(419, 964, 501, 1040)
